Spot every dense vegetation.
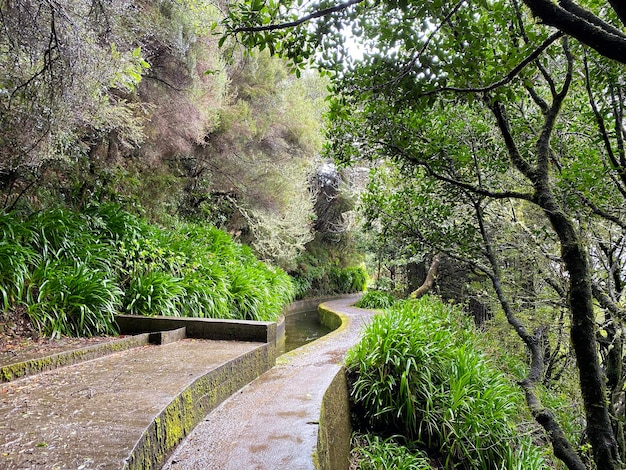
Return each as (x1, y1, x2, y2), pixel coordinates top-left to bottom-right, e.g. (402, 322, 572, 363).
(0, 0, 365, 341)
(226, 0, 626, 468)
(0, 204, 294, 337)
(5, 0, 626, 468)
(347, 297, 545, 469)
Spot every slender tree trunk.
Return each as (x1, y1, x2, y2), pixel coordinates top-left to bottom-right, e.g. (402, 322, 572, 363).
(490, 43, 622, 462)
(537, 186, 621, 469)
(474, 200, 586, 470)
(410, 253, 441, 299)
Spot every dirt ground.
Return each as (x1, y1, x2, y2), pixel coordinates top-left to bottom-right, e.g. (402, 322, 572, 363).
(0, 306, 117, 367)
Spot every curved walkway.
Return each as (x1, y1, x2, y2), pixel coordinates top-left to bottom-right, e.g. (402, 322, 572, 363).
(163, 295, 375, 470)
(0, 296, 374, 469)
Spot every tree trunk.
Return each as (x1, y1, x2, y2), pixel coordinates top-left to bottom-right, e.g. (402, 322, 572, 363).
(410, 253, 441, 299)
(537, 187, 621, 469)
(475, 200, 586, 470)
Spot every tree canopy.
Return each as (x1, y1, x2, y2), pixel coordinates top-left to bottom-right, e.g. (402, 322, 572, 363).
(223, 0, 626, 468)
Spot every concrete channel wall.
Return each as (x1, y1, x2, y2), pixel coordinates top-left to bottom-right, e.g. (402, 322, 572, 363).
(117, 295, 358, 470)
(1, 296, 360, 469)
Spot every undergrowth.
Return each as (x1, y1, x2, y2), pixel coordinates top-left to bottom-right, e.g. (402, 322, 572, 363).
(354, 290, 396, 309)
(346, 296, 546, 470)
(0, 204, 294, 337)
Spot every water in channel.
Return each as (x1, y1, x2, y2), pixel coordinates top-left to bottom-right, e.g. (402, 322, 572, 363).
(282, 309, 331, 354)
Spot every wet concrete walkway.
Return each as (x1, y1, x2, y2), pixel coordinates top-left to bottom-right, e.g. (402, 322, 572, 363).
(0, 296, 373, 470)
(0, 339, 267, 469)
(163, 295, 374, 470)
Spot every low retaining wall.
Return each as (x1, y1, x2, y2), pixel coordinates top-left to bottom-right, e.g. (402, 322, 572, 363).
(315, 299, 360, 470)
(284, 295, 357, 316)
(125, 343, 274, 470)
(0, 333, 151, 382)
(115, 315, 277, 345)
(317, 367, 352, 470)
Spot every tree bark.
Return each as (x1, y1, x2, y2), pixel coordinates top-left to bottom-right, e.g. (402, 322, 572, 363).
(521, 0, 626, 64)
(537, 187, 621, 469)
(410, 253, 441, 299)
(473, 200, 586, 470)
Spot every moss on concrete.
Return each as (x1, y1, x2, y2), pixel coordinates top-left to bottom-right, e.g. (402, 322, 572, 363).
(0, 333, 151, 382)
(124, 344, 275, 470)
(315, 367, 352, 470)
(318, 304, 346, 332)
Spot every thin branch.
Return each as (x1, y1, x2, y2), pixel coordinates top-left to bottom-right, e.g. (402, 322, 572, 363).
(232, 0, 363, 33)
(391, 0, 466, 86)
(421, 32, 563, 96)
(584, 52, 626, 190)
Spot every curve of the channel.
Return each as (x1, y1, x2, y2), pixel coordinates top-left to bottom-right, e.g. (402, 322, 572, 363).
(162, 294, 375, 470)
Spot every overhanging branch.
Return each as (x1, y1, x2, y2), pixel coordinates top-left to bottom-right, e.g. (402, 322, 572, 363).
(231, 0, 364, 33)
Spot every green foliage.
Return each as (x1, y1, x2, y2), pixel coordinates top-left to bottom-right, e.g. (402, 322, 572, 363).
(330, 265, 368, 294)
(346, 297, 546, 469)
(291, 255, 367, 299)
(0, 205, 294, 337)
(117, 220, 294, 321)
(27, 261, 122, 338)
(351, 434, 432, 470)
(123, 270, 185, 317)
(355, 290, 396, 310)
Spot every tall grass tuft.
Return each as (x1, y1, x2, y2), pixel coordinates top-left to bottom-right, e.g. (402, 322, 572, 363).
(27, 261, 122, 338)
(346, 296, 546, 470)
(0, 240, 39, 310)
(351, 434, 432, 470)
(355, 290, 396, 309)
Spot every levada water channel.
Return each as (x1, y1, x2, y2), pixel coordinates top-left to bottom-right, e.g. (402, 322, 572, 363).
(280, 309, 331, 354)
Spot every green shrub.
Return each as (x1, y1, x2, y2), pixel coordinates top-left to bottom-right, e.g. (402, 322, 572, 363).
(123, 270, 185, 316)
(27, 261, 122, 338)
(351, 434, 432, 470)
(291, 257, 368, 299)
(178, 272, 231, 319)
(346, 296, 545, 470)
(1, 206, 294, 336)
(0, 241, 39, 310)
(83, 202, 145, 243)
(355, 290, 396, 309)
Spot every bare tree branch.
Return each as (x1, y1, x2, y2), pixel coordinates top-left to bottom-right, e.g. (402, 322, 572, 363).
(232, 0, 363, 33)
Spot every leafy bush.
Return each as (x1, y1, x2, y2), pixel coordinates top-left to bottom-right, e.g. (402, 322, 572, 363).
(351, 434, 432, 470)
(1, 205, 295, 337)
(290, 255, 368, 299)
(0, 241, 39, 310)
(123, 270, 185, 317)
(27, 261, 122, 338)
(355, 290, 396, 310)
(346, 296, 545, 470)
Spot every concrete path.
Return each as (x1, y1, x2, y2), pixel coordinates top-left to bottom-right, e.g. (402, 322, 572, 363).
(163, 295, 374, 470)
(0, 296, 373, 470)
(0, 339, 268, 469)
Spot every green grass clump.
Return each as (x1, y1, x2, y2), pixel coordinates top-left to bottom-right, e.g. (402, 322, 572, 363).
(27, 261, 122, 338)
(346, 296, 546, 470)
(351, 434, 432, 470)
(355, 290, 396, 309)
(290, 260, 368, 300)
(0, 205, 294, 337)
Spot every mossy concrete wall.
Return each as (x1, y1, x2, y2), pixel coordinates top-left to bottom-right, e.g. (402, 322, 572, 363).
(317, 367, 352, 470)
(0, 333, 151, 383)
(124, 343, 274, 470)
(318, 304, 345, 332)
(314, 300, 359, 470)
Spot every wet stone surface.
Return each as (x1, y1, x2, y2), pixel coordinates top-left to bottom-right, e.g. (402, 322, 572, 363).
(163, 296, 374, 470)
(0, 339, 263, 469)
